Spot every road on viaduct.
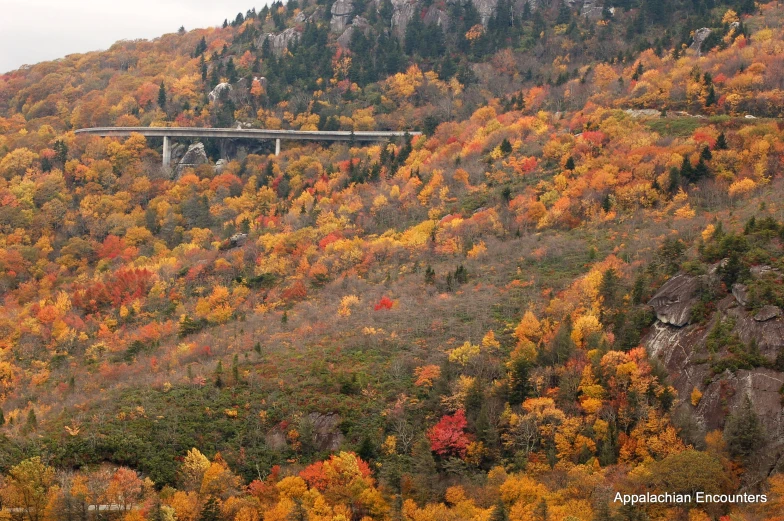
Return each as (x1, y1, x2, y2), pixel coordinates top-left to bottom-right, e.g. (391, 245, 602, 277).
(74, 127, 421, 164)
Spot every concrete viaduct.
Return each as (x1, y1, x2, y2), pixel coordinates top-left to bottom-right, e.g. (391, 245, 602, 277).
(74, 127, 421, 165)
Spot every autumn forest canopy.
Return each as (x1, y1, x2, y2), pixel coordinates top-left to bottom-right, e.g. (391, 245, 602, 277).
(1, 0, 784, 520)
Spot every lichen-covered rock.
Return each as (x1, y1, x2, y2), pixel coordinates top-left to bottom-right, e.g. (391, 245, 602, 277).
(208, 82, 231, 103)
(648, 274, 702, 327)
(259, 28, 302, 56)
(754, 305, 783, 322)
(214, 159, 228, 173)
(331, 0, 354, 33)
(176, 143, 208, 176)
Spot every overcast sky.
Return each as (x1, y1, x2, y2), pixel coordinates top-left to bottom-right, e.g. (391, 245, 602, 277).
(0, 0, 267, 73)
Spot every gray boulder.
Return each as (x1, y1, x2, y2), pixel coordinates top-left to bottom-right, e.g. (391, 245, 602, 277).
(754, 305, 783, 322)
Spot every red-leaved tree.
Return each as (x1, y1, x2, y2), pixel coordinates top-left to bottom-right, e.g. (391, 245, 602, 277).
(374, 296, 394, 311)
(427, 409, 470, 458)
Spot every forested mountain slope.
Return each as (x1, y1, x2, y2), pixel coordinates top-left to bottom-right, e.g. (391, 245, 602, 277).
(1, 1, 784, 520)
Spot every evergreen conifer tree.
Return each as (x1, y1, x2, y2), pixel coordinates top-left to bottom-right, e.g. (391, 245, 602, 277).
(215, 361, 224, 388)
(725, 395, 765, 461)
(716, 132, 728, 150)
(158, 81, 167, 108)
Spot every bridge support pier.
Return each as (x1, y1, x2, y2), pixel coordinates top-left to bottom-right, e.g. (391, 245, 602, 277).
(275, 138, 281, 156)
(162, 136, 171, 166)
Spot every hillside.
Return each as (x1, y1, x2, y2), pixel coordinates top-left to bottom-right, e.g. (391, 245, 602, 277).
(1, 1, 784, 520)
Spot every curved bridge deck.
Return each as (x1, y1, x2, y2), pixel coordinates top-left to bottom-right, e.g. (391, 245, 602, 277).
(74, 127, 420, 162)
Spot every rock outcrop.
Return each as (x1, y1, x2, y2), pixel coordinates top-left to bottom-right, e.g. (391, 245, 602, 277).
(648, 274, 703, 327)
(473, 0, 499, 26)
(229, 233, 248, 248)
(755, 305, 783, 322)
(337, 26, 355, 48)
(176, 143, 209, 176)
(337, 16, 370, 48)
(581, 0, 604, 18)
(170, 143, 187, 165)
(214, 159, 228, 173)
(423, 4, 449, 29)
(208, 82, 231, 103)
(691, 27, 713, 55)
(751, 265, 780, 278)
(390, 0, 417, 38)
(260, 27, 302, 56)
(732, 283, 749, 307)
(307, 412, 345, 451)
(625, 108, 661, 118)
(264, 412, 344, 452)
(331, 0, 354, 33)
(644, 278, 784, 480)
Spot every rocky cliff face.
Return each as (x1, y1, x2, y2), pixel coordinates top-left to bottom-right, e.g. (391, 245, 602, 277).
(690, 27, 713, 55)
(474, 0, 500, 26)
(580, 0, 603, 18)
(331, 0, 354, 33)
(259, 27, 302, 56)
(208, 82, 232, 103)
(649, 273, 707, 327)
(265, 0, 603, 43)
(644, 268, 784, 480)
(337, 16, 371, 48)
(390, 0, 418, 38)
